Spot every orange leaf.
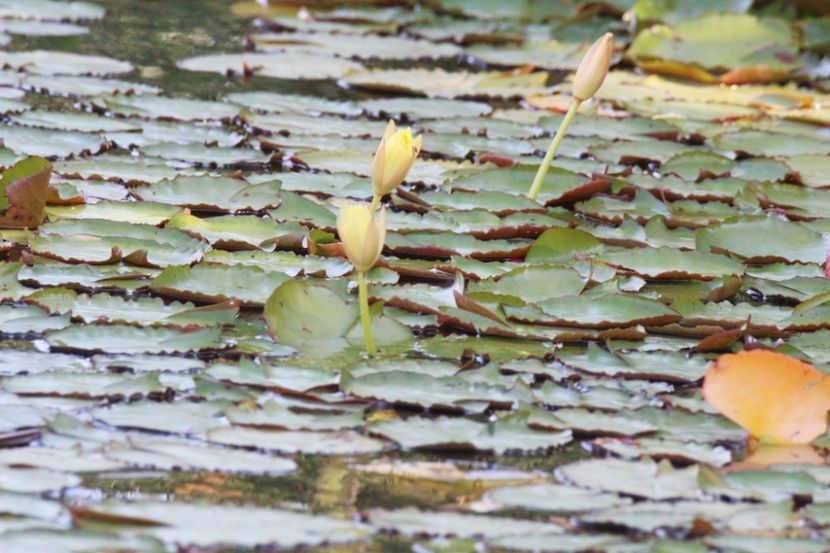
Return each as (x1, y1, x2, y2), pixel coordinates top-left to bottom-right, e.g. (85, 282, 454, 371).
(702, 350, 830, 445)
(720, 65, 790, 85)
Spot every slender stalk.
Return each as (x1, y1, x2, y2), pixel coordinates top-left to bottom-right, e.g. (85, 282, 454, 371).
(527, 99, 582, 201)
(358, 271, 376, 356)
(369, 193, 381, 214)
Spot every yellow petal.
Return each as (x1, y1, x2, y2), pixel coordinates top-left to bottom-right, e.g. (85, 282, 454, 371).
(702, 350, 830, 445)
(371, 134, 386, 194)
(374, 206, 386, 261)
(412, 133, 423, 157)
(381, 119, 396, 142)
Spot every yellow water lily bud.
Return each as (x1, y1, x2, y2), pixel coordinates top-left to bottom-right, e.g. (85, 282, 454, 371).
(371, 120, 423, 198)
(572, 33, 614, 102)
(336, 201, 386, 273)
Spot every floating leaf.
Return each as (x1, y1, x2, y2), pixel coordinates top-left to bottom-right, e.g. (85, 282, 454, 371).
(177, 52, 363, 80)
(0, 50, 132, 76)
(367, 507, 564, 538)
(74, 501, 372, 548)
(703, 350, 830, 444)
(697, 217, 828, 264)
(344, 67, 552, 99)
(0, 156, 50, 229)
(45, 324, 222, 354)
(370, 413, 572, 454)
(559, 458, 701, 500)
(486, 483, 632, 513)
(264, 279, 358, 350)
(133, 176, 281, 211)
(151, 264, 289, 306)
(628, 14, 800, 83)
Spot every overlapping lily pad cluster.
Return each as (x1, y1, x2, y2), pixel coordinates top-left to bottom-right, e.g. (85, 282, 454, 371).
(0, 0, 830, 551)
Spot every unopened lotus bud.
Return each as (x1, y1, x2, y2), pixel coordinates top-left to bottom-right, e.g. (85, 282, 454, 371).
(336, 201, 386, 274)
(572, 33, 613, 102)
(371, 120, 423, 198)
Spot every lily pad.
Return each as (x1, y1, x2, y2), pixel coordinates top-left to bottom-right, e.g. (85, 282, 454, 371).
(0, 50, 131, 76)
(133, 176, 281, 211)
(558, 458, 702, 500)
(628, 14, 801, 83)
(45, 324, 222, 354)
(696, 216, 828, 264)
(344, 68, 552, 99)
(74, 501, 372, 548)
(177, 52, 363, 80)
(370, 413, 572, 453)
(151, 264, 290, 306)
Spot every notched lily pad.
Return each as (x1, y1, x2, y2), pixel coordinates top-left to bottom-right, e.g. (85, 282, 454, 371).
(628, 14, 801, 83)
(370, 413, 572, 454)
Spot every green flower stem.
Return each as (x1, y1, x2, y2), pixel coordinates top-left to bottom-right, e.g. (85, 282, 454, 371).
(527, 98, 582, 201)
(369, 193, 381, 213)
(358, 270, 376, 357)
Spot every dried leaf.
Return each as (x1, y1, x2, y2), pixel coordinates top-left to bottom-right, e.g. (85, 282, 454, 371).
(0, 156, 51, 229)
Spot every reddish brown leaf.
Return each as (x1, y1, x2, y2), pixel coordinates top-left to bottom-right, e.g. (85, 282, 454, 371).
(0, 156, 51, 229)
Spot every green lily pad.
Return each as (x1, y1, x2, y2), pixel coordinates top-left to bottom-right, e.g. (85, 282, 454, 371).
(559, 458, 701, 500)
(0, 0, 104, 21)
(344, 68, 552, 99)
(0, 126, 106, 158)
(133, 176, 281, 211)
(628, 14, 801, 80)
(467, 265, 585, 304)
(696, 216, 828, 263)
(264, 279, 359, 351)
(530, 293, 680, 329)
(227, 92, 361, 116)
(74, 501, 372, 548)
(486, 483, 632, 513)
(787, 155, 830, 188)
(630, 0, 753, 25)
(151, 264, 290, 306)
(0, 50, 131, 76)
(529, 407, 658, 437)
(45, 324, 222, 354)
(592, 437, 732, 466)
(370, 413, 572, 453)
(30, 288, 237, 327)
(207, 358, 338, 392)
(31, 219, 208, 267)
(177, 51, 364, 80)
(554, 343, 709, 382)
(0, 304, 69, 333)
(714, 130, 830, 157)
(600, 246, 744, 280)
(342, 370, 530, 409)
(367, 507, 564, 538)
(105, 434, 297, 475)
(206, 426, 387, 455)
(46, 200, 180, 225)
(91, 94, 240, 121)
